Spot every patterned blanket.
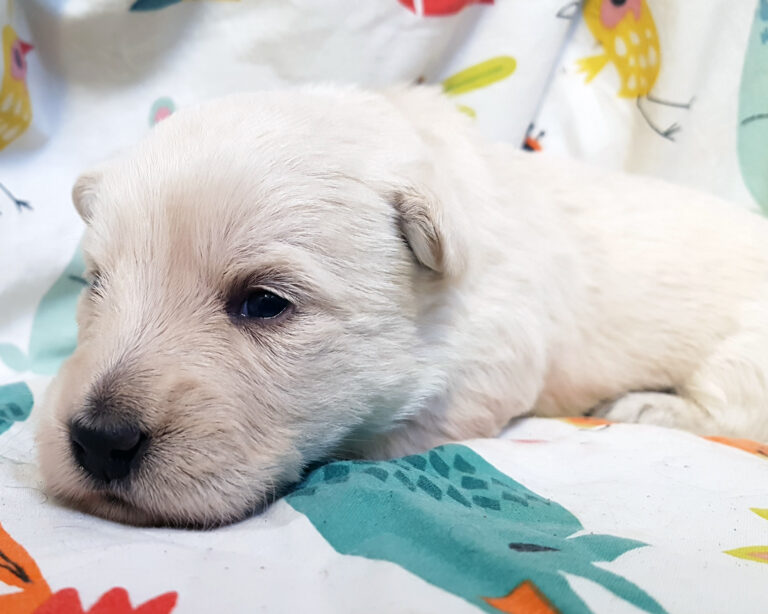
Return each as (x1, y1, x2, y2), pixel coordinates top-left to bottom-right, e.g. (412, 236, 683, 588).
(1, 1, 767, 612)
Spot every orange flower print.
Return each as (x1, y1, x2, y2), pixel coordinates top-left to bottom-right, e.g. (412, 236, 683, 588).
(705, 436, 768, 459)
(0, 523, 52, 614)
(484, 580, 559, 613)
(0, 523, 177, 614)
(557, 416, 613, 429)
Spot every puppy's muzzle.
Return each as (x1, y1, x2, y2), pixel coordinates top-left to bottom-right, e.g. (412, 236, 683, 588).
(70, 418, 148, 482)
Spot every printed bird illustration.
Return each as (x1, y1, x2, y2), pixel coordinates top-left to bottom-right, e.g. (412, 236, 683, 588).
(579, 0, 660, 98)
(0, 24, 33, 151)
(578, 0, 690, 140)
(287, 444, 666, 614)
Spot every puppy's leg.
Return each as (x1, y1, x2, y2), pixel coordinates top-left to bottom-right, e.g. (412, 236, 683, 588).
(594, 392, 719, 433)
(598, 292, 768, 441)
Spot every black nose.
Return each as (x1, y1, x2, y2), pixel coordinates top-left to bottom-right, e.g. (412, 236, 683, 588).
(70, 420, 147, 482)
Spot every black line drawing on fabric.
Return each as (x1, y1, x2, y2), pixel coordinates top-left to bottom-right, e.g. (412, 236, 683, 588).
(0, 182, 31, 215)
(523, 124, 545, 151)
(741, 113, 768, 126)
(557, 1, 581, 20)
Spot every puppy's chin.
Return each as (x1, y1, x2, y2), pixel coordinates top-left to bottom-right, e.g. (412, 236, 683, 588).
(66, 491, 159, 528)
(42, 470, 271, 529)
(55, 490, 263, 529)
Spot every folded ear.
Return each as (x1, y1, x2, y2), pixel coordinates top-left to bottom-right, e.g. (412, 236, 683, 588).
(393, 186, 467, 278)
(72, 169, 103, 223)
(380, 86, 476, 278)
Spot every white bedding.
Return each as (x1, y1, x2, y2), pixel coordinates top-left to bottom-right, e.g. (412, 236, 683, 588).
(2, 1, 768, 612)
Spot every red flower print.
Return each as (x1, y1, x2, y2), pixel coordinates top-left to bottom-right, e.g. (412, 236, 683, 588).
(0, 523, 177, 614)
(34, 588, 177, 614)
(398, 0, 493, 17)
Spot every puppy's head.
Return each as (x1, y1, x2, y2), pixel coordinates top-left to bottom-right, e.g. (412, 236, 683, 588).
(37, 86, 478, 526)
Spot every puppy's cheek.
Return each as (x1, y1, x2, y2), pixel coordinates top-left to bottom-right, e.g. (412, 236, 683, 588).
(36, 348, 101, 495)
(36, 416, 93, 507)
(147, 439, 303, 524)
(38, 369, 88, 445)
(74, 293, 99, 343)
(127, 474, 262, 527)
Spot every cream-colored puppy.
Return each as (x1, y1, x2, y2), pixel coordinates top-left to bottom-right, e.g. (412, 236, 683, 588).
(38, 85, 768, 527)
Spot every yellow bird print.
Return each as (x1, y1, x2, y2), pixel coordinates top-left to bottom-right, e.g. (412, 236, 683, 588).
(577, 0, 691, 140)
(0, 24, 33, 151)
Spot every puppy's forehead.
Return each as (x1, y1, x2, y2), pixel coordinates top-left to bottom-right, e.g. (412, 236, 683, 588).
(141, 89, 422, 184)
(89, 164, 368, 281)
(86, 91, 419, 279)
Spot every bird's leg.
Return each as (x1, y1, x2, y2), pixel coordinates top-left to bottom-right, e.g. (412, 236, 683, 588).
(646, 93, 694, 110)
(556, 1, 581, 20)
(0, 183, 32, 211)
(522, 123, 546, 151)
(635, 97, 680, 141)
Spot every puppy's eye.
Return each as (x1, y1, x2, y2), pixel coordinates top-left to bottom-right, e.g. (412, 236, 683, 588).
(239, 290, 291, 319)
(88, 272, 102, 293)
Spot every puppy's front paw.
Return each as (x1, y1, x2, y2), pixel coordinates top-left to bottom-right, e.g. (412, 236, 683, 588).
(592, 392, 700, 430)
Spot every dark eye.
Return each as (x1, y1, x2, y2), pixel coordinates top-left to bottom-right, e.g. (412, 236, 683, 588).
(88, 272, 102, 293)
(239, 290, 290, 319)
(610, 0, 627, 5)
(12, 48, 21, 69)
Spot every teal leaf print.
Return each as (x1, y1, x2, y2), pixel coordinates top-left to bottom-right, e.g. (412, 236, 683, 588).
(286, 444, 666, 614)
(0, 245, 85, 375)
(0, 382, 33, 435)
(738, 0, 768, 213)
(130, 0, 182, 11)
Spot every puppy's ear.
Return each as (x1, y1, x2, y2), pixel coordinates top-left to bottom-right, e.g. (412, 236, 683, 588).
(72, 170, 102, 223)
(393, 187, 466, 278)
(381, 86, 473, 277)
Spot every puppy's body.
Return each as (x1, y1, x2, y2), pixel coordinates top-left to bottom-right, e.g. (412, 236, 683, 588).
(375, 138, 768, 457)
(38, 86, 768, 526)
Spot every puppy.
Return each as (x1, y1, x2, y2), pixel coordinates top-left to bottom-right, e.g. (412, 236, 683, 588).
(37, 85, 768, 527)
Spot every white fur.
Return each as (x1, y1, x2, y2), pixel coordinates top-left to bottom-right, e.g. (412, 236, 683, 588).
(37, 85, 768, 526)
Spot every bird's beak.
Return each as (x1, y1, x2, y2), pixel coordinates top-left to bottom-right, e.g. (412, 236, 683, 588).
(19, 40, 34, 56)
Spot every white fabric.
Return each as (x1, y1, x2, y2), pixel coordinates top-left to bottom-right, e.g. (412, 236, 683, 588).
(1, 2, 767, 612)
